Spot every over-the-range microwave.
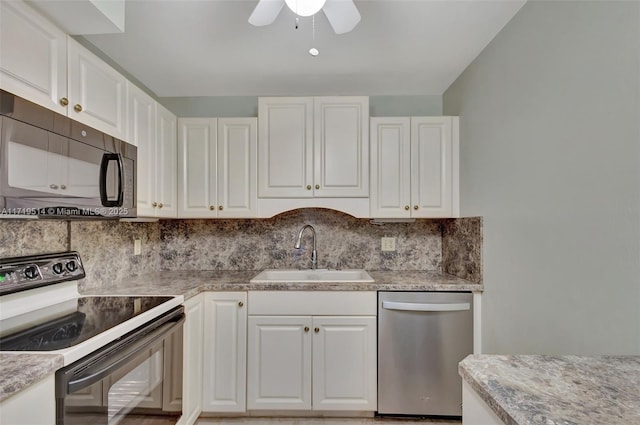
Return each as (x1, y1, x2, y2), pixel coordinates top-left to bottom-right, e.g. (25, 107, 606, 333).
(0, 90, 136, 219)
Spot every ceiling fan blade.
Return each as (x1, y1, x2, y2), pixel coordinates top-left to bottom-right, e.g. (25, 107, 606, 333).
(248, 0, 285, 26)
(322, 0, 361, 34)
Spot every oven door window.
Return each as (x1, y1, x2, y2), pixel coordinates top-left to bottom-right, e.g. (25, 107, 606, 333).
(63, 340, 173, 425)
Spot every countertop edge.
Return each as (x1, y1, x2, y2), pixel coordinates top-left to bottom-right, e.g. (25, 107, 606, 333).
(0, 353, 64, 402)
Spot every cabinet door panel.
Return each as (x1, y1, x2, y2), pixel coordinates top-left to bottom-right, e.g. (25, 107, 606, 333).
(314, 97, 369, 197)
(411, 117, 453, 217)
(156, 104, 178, 217)
(217, 118, 257, 217)
(129, 84, 156, 216)
(258, 98, 313, 197)
(247, 316, 312, 410)
(203, 293, 247, 412)
(67, 38, 126, 139)
(182, 295, 204, 425)
(0, 1, 67, 114)
(312, 316, 377, 411)
(178, 118, 216, 217)
(370, 117, 411, 217)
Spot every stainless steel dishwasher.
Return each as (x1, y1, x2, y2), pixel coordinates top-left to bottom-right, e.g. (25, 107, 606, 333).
(378, 291, 473, 417)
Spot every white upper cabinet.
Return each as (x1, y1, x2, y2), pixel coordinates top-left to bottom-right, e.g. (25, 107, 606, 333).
(258, 96, 369, 199)
(135, 89, 177, 219)
(155, 103, 178, 217)
(67, 37, 127, 139)
(258, 97, 313, 198)
(370, 116, 459, 218)
(178, 117, 257, 218)
(313, 97, 369, 197)
(0, 1, 68, 114)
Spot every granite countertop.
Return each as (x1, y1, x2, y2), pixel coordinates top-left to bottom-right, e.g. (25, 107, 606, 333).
(459, 354, 640, 425)
(1, 269, 480, 403)
(0, 353, 63, 402)
(81, 269, 483, 299)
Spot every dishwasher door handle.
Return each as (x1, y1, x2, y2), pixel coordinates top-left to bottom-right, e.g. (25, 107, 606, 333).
(382, 301, 470, 312)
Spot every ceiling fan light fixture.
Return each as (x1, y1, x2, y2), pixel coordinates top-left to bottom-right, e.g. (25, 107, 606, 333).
(284, 0, 327, 17)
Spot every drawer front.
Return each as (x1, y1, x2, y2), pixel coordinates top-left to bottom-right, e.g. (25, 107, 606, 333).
(248, 291, 377, 315)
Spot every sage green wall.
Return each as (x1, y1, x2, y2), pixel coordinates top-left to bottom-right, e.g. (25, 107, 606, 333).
(158, 95, 443, 117)
(444, 1, 640, 354)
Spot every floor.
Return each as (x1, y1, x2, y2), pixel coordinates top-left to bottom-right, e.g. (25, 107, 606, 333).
(195, 418, 462, 425)
(125, 415, 461, 425)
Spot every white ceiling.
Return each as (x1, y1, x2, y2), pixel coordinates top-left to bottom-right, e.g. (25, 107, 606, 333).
(82, 0, 526, 97)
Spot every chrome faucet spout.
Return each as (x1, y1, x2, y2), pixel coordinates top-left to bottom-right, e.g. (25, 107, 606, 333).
(294, 224, 318, 269)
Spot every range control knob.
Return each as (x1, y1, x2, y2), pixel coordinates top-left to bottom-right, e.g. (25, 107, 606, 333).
(24, 266, 38, 279)
(66, 261, 78, 272)
(52, 263, 64, 275)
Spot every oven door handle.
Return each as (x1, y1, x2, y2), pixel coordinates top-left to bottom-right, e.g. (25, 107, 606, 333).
(66, 314, 184, 394)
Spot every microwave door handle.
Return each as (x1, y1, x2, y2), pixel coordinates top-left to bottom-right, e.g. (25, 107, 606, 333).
(382, 301, 471, 312)
(66, 315, 184, 393)
(99, 153, 124, 207)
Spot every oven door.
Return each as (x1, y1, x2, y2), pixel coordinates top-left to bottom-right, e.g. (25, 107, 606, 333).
(55, 307, 184, 425)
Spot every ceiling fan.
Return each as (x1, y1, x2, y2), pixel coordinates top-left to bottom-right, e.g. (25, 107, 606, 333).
(248, 0, 361, 34)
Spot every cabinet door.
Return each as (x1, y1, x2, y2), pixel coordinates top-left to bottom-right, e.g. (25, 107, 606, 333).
(181, 294, 204, 425)
(130, 84, 157, 216)
(177, 118, 217, 218)
(247, 316, 312, 410)
(370, 117, 411, 218)
(162, 326, 183, 412)
(67, 37, 126, 139)
(410, 117, 456, 218)
(314, 96, 369, 197)
(217, 118, 257, 217)
(202, 292, 247, 412)
(156, 104, 178, 217)
(312, 316, 377, 411)
(0, 1, 67, 114)
(258, 97, 313, 198)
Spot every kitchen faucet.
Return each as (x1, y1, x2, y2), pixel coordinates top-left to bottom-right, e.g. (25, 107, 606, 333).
(294, 224, 318, 270)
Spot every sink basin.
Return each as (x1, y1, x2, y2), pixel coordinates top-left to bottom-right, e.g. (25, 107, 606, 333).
(250, 269, 374, 283)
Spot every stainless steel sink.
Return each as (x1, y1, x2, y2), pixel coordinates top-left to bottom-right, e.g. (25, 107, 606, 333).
(250, 269, 374, 283)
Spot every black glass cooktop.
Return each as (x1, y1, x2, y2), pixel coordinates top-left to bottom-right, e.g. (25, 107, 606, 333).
(0, 296, 173, 351)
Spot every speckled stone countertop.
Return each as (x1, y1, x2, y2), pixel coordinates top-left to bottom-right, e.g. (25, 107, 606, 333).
(459, 354, 640, 425)
(81, 269, 482, 299)
(0, 353, 63, 402)
(1, 270, 480, 403)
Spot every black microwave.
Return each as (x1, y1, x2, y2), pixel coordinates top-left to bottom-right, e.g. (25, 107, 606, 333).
(0, 90, 136, 219)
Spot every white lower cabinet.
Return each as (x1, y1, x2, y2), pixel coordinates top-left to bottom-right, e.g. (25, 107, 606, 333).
(247, 291, 377, 412)
(312, 316, 377, 410)
(180, 294, 204, 425)
(202, 292, 247, 412)
(247, 316, 312, 410)
(462, 380, 504, 425)
(0, 375, 55, 425)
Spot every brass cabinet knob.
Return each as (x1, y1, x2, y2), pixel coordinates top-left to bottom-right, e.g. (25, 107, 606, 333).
(158, 203, 163, 208)
(413, 205, 419, 210)
(218, 206, 223, 211)
(314, 327, 320, 333)
(49, 184, 59, 190)
(306, 185, 312, 190)
(60, 185, 67, 190)
(315, 184, 320, 190)
(59, 97, 69, 106)
(304, 326, 310, 332)
(74, 104, 82, 113)
(404, 205, 410, 210)
(209, 205, 215, 211)
(238, 301, 244, 307)
(152, 202, 158, 208)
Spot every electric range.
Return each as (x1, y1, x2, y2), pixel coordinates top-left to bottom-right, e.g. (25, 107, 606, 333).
(0, 251, 184, 366)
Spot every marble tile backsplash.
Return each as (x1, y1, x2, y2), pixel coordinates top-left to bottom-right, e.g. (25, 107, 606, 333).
(160, 209, 442, 271)
(1, 209, 483, 290)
